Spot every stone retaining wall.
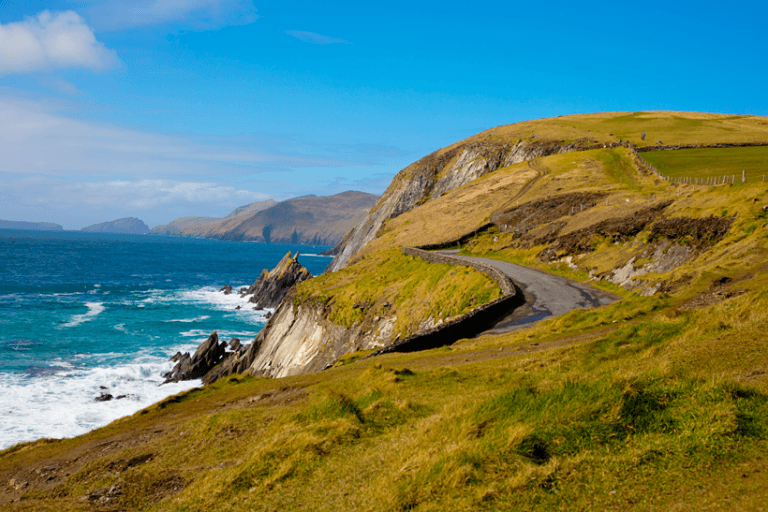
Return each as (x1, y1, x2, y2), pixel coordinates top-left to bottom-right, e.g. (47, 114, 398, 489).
(369, 247, 522, 355)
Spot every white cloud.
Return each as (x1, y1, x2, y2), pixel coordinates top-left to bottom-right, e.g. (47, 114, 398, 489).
(285, 30, 351, 45)
(0, 11, 119, 74)
(87, 0, 259, 31)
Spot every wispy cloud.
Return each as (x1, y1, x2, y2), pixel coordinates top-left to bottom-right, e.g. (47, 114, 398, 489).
(0, 175, 272, 228)
(0, 10, 119, 74)
(0, 93, 359, 179)
(285, 30, 351, 45)
(86, 0, 259, 31)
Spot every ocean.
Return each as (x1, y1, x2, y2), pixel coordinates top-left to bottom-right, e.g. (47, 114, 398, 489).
(0, 230, 333, 450)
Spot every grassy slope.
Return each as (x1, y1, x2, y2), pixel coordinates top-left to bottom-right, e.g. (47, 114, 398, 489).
(293, 246, 502, 338)
(4, 113, 768, 511)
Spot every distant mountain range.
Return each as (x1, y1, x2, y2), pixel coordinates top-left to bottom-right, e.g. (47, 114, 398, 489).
(0, 220, 64, 231)
(152, 191, 379, 246)
(151, 200, 277, 236)
(81, 217, 150, 234)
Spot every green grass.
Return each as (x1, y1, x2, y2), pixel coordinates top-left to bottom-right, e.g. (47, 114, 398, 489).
(294, 246, 502, 337)
(643, 146, 768, 183)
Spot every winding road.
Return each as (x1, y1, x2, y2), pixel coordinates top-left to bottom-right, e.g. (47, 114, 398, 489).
(439, 251, 619, 334)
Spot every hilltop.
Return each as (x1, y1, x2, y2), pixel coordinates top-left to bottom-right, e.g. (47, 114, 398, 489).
(3, 112, 768, 511)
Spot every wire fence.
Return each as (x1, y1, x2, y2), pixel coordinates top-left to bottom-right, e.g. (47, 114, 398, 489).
(628, 145, 768, 187)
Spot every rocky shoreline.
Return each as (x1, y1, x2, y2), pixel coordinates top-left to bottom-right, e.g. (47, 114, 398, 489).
(162, 251, 312, 385)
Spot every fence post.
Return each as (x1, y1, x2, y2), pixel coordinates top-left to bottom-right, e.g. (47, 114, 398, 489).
(742, 170, 746, 183)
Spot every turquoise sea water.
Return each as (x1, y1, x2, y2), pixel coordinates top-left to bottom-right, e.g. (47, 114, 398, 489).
(0, 230, 332, 449)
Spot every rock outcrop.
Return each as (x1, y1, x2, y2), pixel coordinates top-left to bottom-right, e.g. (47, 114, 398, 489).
(240, 251, 312, 309)
(81, 217, 150, 235)
(163, 332, 227, 383)
(169, 253, 315, 384)
(327, 139, 581, 272)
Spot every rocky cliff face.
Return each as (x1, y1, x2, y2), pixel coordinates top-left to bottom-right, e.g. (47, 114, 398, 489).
(327, 139, 580, 272)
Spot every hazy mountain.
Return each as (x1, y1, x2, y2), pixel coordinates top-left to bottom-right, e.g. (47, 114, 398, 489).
(81, 217, 150, 234)
(0, 220, 64, 231)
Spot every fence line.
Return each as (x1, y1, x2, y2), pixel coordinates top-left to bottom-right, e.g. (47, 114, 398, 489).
(628, 144, 766, 187)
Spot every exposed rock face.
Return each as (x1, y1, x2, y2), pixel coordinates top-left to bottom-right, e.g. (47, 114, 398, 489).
(245, 289, 392, 378)
(81, 217, 150, 235)
(163, 332, 226, 383)
(327, 139, 580, 272)
(241, 251, 312, 309)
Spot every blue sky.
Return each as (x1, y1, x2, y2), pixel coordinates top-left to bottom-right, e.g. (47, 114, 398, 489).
(1, 0, 766, 228)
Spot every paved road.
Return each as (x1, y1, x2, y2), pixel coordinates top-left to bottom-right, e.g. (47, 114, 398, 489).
(440, 251, 619, 334)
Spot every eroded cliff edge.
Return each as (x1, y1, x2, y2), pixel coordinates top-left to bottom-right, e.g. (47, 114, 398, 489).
(327, 138, 588, 272)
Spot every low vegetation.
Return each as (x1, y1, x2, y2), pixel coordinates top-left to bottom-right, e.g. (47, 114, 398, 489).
(294, 246, 502, 337)
(3, 112, 768, 510)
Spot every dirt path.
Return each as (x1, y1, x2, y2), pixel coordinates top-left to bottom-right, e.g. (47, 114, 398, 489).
(440, 252, 619, 334)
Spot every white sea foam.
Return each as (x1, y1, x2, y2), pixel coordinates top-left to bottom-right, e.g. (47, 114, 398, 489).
(179, 329, 259, 340)
(62, 302, 105, 328)
(0, 350, 200, 450)
(164, 315, 211, 323)
(178, 287, 270, 325)
(299, 253, 333, 257)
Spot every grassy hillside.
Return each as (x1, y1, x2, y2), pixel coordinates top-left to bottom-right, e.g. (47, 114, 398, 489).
(3, 112, 768, 511)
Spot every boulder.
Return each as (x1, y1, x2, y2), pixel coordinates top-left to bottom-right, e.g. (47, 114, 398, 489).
(220, 284, 233, 295)
(162, 331, 227, 383)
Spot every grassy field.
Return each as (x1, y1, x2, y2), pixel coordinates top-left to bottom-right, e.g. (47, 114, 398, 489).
(642, 146, 768, 183)
(4, 113, 768, 511)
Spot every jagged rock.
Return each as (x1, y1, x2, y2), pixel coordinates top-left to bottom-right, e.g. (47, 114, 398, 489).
(228, 338, 242, 351)
(220, 284, 232, 295)
(163, 332, 227, 383)
(243, 251, 312, 308)
(95, 393, 113, 402)
(201, 337, 261, 385)
(235, 305, 241, 310)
